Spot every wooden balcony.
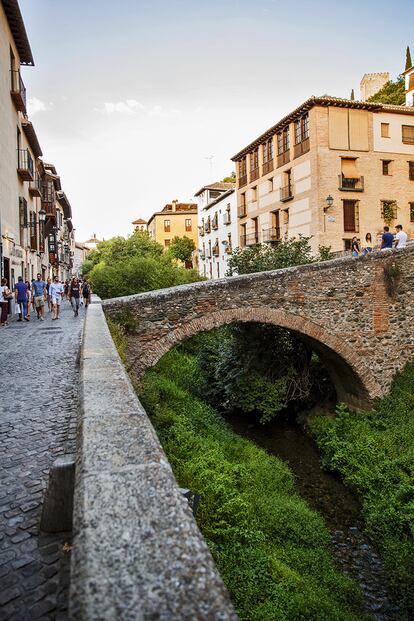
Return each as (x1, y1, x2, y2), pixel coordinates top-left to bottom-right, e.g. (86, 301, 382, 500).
(238, 174, 247, 188)
(293, 138, 310, 159)
(262, 227, 281, 243)
(212, 244, 220, 257)
(29, 173, 42, 197)
(280, 184, 293, 202)
(238, 204, 247, 218)
(212, 214, 218, 230)
(17, 149, 34, 181)
(338, 175, 364, 192)
(245, 232, 259, 246)
(250, 167, 259, 182)
(10, 70, 27, 113)
(277, 152, 290, 168)
(263, 160, 274, 175)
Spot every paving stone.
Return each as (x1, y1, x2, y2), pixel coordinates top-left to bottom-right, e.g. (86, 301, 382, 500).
(0, 302, 83, 619)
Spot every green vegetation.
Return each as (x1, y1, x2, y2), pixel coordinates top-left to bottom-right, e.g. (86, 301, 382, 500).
(139, 347, 365, 620)
(310, 366, 414, 616)
(367, 75, 405, 105)
(405, 46, 412, 71)
(82, 230, 202, 299)
(167, 235, 196, 264)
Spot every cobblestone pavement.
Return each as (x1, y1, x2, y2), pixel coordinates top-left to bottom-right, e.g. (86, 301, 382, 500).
(0, 300, 83, 620)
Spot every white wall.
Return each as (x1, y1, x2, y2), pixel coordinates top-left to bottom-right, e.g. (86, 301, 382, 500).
(373, 112, 414, 155)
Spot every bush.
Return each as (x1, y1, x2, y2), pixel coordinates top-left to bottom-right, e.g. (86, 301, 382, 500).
(139, 348, 365, 620)
(310, 364, 414, 616)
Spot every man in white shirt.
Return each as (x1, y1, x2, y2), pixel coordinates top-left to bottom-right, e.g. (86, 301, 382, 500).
(49, 276, 64, 320)
(394, 224, 408, 249)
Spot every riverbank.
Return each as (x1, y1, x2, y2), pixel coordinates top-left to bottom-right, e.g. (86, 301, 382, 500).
(138, 347, 366, 620)
(309, 367, 414, 617)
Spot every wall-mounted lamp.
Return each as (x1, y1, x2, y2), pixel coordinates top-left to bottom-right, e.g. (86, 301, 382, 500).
(324, 195, 334, 211)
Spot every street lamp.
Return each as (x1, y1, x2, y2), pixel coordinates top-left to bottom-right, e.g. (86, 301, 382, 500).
(325, 195, 334, 211)
(38, 208, 46, 223)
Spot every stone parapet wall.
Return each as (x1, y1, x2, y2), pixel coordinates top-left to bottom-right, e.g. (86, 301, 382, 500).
(70, 297, 237, 620)
(104, 248, 414, 410)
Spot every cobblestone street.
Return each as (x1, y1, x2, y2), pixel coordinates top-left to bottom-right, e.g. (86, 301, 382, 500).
(0, 301, 83, 620)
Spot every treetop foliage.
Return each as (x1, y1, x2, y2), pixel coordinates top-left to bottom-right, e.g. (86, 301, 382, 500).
(367, 75, 405, 105)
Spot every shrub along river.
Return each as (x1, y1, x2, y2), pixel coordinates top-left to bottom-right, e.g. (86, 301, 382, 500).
(225, 410, 401, 621)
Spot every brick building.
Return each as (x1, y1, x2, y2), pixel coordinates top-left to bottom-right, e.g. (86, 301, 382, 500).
(231, 96, 414, 254)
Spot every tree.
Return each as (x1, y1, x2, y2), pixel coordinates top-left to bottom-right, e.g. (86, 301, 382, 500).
(222, 172, 236, 183)
(226, 236, 314, 276)
(367, 75, 405, 105)
(406, 45, 412, 71)
(168, 236, 196, 265)
(350, 89, 355, 101)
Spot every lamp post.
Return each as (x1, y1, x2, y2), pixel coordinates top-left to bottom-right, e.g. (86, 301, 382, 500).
(323, 195, 334, 232)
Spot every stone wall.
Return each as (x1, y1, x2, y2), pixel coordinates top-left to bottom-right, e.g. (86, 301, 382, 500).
(70, 298, 237, 620)
(104, 248, 414, 410)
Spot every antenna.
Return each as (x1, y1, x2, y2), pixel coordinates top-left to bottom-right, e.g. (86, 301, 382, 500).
(204, 154, 215, 182)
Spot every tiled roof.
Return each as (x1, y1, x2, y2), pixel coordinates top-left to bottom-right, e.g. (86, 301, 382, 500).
(132, 218, 147, 224)
(231, 95, 414, 161)
(194, 181, 236, 197)
(1, 0, 34, 65)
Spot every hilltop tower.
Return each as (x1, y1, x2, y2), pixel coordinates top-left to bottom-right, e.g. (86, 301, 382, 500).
(360, 72, 389, 101)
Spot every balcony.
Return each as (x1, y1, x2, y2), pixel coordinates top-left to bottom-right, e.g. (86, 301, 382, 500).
(245, 232, 259, 246)
(280, 184, 293, 202)
(29, 173, 42, 197)
(212, 244, 220, 257)
(263, 160, 274, 175)
(277, 152, 290, 168)
(262, 227, 281, 243)
(206, 248, 212, 258)
(17, 149, 34, 181)
(238, 204, 247, 218)
(250, 167, 260, 182)
(199, 226, 205, 237)
(293, 138, 310, 159)
(238, 174, 247, 188)
(338, 175, 364, 192)
(212, 214, 218, 230)
(10, 70, 27, 113)
(223, 212, 231, 225)
(204, 220, 211, 234)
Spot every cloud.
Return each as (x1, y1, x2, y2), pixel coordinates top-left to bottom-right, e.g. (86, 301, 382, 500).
(27, 97, 53, 116)
(148, 105, 183, 120)
(95, 99, 145, 114)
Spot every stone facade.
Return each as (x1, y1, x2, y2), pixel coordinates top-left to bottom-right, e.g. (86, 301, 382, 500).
(104, 247, 414, 410)
(360, 72, 389, 101)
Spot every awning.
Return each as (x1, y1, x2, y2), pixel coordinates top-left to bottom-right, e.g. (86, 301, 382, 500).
(341, 158, 359, 179)
(22, 121, 42, 158)
(56, 191, 72, 220)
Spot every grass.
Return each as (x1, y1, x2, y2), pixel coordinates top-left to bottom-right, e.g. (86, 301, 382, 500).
(138, 348, 366, 620)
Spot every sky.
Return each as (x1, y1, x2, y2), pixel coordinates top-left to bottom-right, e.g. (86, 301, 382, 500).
(19, 0, 413, 242)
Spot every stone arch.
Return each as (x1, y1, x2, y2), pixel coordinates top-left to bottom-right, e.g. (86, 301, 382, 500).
(134, 307, 382, 410)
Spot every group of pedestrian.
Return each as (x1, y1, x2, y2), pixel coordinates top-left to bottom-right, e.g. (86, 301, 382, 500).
(351, 224, 408, 257)
(0, 274, 92, 327)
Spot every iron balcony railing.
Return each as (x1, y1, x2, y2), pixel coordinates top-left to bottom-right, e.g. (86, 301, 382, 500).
(29, 172, 42, 197)
(10, 69, 27, 113)
(238, 204, 247, 218)
(212, 244, 220, 257)
(262, 227, 281, 243)
(17, 149, 34, 181)
(338, 175, 364, 192)
(212, 214, 218, 230)
(223, 212, 231, 225)
(280, 184, 293, 202)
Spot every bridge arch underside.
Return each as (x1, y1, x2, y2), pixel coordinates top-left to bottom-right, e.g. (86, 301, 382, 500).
(136, 307, 382, 411)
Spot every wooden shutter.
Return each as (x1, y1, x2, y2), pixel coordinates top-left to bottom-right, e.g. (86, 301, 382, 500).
(349, 109, 369, 151)
(341, 158, 359, 178)
(329, 107, 349, 150)
(343, 200, 356, 232)
(402, 125, 414, 144)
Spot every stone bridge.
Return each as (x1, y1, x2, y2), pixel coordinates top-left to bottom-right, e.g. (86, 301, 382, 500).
(104, 248, 414, 410)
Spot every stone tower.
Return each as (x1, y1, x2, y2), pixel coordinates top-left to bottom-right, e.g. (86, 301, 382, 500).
(360, 72, 390, 101)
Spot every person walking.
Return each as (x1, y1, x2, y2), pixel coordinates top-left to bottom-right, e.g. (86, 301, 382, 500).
(50, 275, 64, 320)
(381, 226, 394, 250)
(32, 273, 47, 321)
(351, 236, 360, 257)
(46, 277, 52, 313)
(394, 224, 408, 249)
(69, 277, 81, 317)
(361, 233, 373, 256)
(82, 279, 91, 309)
(14, 276, 29, 322)
(25, 281, 31, 319)
(0, 278, 11, 327)
(64, 280, 69, 300)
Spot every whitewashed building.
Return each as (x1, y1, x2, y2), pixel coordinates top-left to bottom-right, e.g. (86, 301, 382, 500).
(195, 182, 237, 279)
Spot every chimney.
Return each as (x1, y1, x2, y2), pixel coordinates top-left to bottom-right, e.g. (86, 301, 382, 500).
(172, 199, 178, 212)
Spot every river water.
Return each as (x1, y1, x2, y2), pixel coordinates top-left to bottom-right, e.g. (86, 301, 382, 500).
(225, 411, 401, 621)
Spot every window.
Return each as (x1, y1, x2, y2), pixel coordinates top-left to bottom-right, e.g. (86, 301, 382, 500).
(402, 125, 414, 144)
(185, 218, 192, 231)
(262, 138, 274, 164)
(251, 186, 257, 201)
(209, 189, 221, 200)
(29, 211, 37, 250)
(164, 239, 171, 247)
(381, 123, 390, 138)
(344, 239, 353, 251)
(250, 149, 259, 172)
(409, 161, 414, 181)
(343, 200, 359, 232)
(382, 160, 392, 176)
(410, 203, 414, 222)
(164, 219, 170, 232)
(277, 132, 284, 155)
(268, 177, 274, 193)
(381, 200, 397, 221)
